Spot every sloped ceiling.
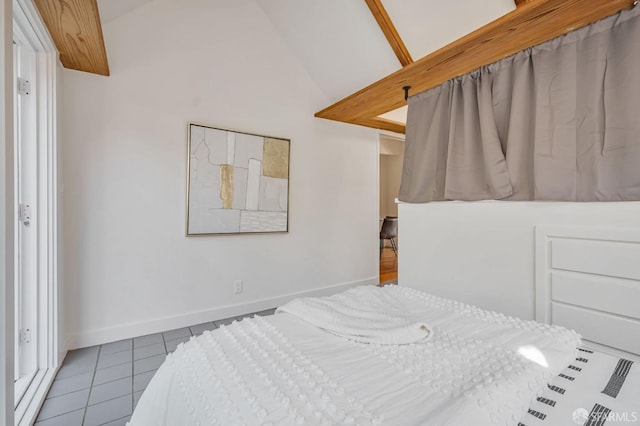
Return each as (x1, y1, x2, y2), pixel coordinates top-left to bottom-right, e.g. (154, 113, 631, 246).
(98, 0, 405, 106)
(98, 0, 154, 23)
(383, 0, 515, 61)
(79, 0, 635, 130)
(96, 0, 517, 123)
(254, 0, 401, 105)
(256, 0, 517, 124)
(98, 0, 630, 125)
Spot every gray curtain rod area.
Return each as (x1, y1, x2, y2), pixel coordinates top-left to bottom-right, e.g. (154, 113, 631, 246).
(399, 4, 640, 203)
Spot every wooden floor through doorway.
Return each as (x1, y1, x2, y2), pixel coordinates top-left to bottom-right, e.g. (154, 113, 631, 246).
(380, 246, 398, 284)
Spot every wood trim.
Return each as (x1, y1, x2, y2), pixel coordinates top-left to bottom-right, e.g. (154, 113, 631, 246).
(356, 117, 406, 134)
(34, 0, 110, 76)
(514, 0, 534, 7)
(316, 0, 635, 130)
(364, 0, 413, 67)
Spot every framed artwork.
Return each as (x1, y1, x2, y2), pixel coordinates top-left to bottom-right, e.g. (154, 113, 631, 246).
(186, 123, 290, 235)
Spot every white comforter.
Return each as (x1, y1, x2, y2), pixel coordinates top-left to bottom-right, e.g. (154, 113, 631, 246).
(129, 286, 581, 426)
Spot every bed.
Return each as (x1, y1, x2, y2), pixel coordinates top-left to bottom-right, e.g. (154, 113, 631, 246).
(129, 285, 639, 426)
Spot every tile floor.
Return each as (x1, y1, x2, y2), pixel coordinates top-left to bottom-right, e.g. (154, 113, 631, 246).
(35, 308, 277, 426)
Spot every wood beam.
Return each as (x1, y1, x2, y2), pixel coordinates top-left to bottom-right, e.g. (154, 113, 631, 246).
(34, 0, 110, 76)
(356, 117, 406, 134)
(514, 0, 533, 7)
(316, 0, 635, 131)
(364, 0, 413, 67)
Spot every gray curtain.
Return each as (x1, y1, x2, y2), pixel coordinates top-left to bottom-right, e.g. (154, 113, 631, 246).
(399, 5, 640, 203)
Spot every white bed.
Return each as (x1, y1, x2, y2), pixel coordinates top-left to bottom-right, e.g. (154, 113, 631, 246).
(128, 285, 639, 426)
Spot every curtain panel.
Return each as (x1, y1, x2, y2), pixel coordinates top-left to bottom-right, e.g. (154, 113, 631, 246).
(399, 5, 640, 203)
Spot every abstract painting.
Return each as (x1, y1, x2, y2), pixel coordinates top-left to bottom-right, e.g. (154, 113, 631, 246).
(186, 123, 290, 235)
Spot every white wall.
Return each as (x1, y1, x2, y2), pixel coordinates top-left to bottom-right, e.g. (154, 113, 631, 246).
(62, 0, 379, 348)
(399, 201, 640, 320)
(379, 155, 403, 218)
(379, 136, 403, 218)
(379, 155, 388, 219)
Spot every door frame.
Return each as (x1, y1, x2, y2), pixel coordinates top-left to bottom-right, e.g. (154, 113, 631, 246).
(12, 0, 60, 424)
(1, 0, 16, 424)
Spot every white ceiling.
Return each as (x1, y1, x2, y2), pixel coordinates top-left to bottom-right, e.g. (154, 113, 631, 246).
(254, 0, 401, 105)
(256, 0, 516, 121)
(379, 106, 408, 124)
(98, 0, 517, 124)
(382, 0, 515, 61)
(97, 0, 153, 23)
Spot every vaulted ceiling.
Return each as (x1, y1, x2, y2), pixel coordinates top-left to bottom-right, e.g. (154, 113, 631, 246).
(311, 0, 635, 133)
(40, 0, 636, 132)
(253, 0, 515, 127)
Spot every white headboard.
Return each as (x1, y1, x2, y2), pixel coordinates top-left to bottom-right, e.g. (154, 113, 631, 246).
(535, 226, 640, 358)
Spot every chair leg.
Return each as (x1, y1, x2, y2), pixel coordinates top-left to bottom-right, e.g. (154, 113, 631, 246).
(390, 238, 398, 255)
(380, 239, 384, 257)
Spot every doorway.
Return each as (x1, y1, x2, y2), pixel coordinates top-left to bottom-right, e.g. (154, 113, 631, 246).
(379, 134, 403, 284)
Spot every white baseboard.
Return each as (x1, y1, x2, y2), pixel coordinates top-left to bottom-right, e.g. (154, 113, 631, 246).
(67, 277, 377, 349)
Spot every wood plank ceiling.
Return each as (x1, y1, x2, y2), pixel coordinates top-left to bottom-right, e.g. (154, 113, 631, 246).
(316, 0, 636, 134)
(34, 0, 110, 76)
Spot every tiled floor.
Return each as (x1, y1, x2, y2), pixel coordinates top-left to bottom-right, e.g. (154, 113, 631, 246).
(35, 309, 277, 426)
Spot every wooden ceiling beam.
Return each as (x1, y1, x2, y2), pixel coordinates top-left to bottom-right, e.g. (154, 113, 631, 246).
(316, 0, 635, 132)
(356, 117, 406, 134)
(364, 0, 413, 67)
(34, 0, 110, 76)
(514, 0, 533, 7)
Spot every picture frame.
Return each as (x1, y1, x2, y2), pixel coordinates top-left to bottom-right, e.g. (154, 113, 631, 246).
(186, 123, 290, 235)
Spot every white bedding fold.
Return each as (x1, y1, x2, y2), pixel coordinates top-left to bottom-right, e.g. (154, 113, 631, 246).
(276, 285, 431, 344)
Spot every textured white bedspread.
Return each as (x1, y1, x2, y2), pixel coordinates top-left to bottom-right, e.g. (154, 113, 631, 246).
(129, 285, 581, 426)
